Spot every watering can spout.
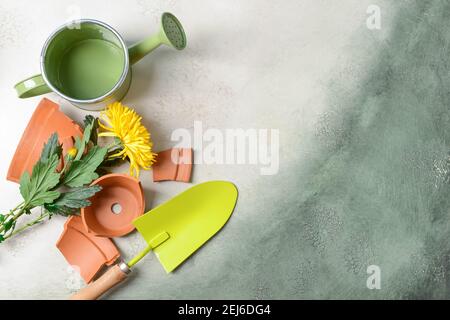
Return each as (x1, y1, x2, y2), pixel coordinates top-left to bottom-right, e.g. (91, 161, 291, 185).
(128, 34, 163, 65)
(129, 12, 187, 65)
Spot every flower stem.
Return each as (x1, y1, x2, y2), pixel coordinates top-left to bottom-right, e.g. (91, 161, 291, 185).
(3, 210, 50, 240)
(0, 203, 26, 234)
(4, 202, 24, 218)
(107, 139, 123, 153)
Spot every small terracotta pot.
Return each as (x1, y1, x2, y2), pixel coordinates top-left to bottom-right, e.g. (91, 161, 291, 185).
(7, 98, 83, 183)
(81, 174, 145, 237)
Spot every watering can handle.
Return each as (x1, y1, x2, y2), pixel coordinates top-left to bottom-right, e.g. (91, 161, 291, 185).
(70, 262, 130, 300)
(14, 74, 52, 98)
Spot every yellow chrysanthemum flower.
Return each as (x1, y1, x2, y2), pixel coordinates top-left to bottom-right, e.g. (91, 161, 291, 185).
(99, 102, 156, 177)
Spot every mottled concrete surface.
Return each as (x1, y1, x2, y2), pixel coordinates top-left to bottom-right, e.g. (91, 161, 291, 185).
(1, 0, 449, 299)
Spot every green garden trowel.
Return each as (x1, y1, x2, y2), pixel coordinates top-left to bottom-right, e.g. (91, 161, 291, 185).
(71, 181, 238, 300)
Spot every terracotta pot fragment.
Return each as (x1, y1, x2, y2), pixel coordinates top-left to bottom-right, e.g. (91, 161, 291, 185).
(152, 148, 193, 183)
(56, 216, 120, 283)
(7, 98, 83, 183)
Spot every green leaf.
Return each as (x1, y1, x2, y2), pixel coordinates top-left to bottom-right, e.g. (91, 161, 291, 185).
(21, 154, 61, 205)
(27, 190, 60, 207)
(19, 134, 62, 207)
(0, 214, 4, 223)
(55, 185, 102, 208)
(62, 146, 107, 187)
(74, 115, 98, 160)
(85, 115, 99, 145)
(0, 234, 4, 243)
(44, 185, 102, 216)
(44, 203, 77, 216)
(74, 136, 83, 155)
(19, 171, 31, 201)
(40, 133, 62, 163)
(3, 220, 14, 232)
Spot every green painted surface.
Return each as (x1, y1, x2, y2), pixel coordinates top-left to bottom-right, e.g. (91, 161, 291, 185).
(57, 39, 124, 99)
(246, 0, 450, 299)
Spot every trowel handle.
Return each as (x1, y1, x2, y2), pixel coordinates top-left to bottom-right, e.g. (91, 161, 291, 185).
(70, 262, 131, 300)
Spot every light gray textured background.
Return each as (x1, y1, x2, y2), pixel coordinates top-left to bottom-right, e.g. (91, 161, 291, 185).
(2, 0, 448, 299)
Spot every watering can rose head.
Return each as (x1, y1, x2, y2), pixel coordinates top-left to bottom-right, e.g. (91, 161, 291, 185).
(99, 102, 157, 177)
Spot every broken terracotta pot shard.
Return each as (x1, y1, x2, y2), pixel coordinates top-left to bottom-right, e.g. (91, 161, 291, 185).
(56, 216, 121, 283)
(66, 215, 120, 265)
(7, 98, 83, 183)
(152, 148, 193, 183)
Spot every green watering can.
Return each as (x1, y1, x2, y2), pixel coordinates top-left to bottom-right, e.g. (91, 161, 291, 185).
(70, 181, 238, 300)
(14, 12, 186, 110)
